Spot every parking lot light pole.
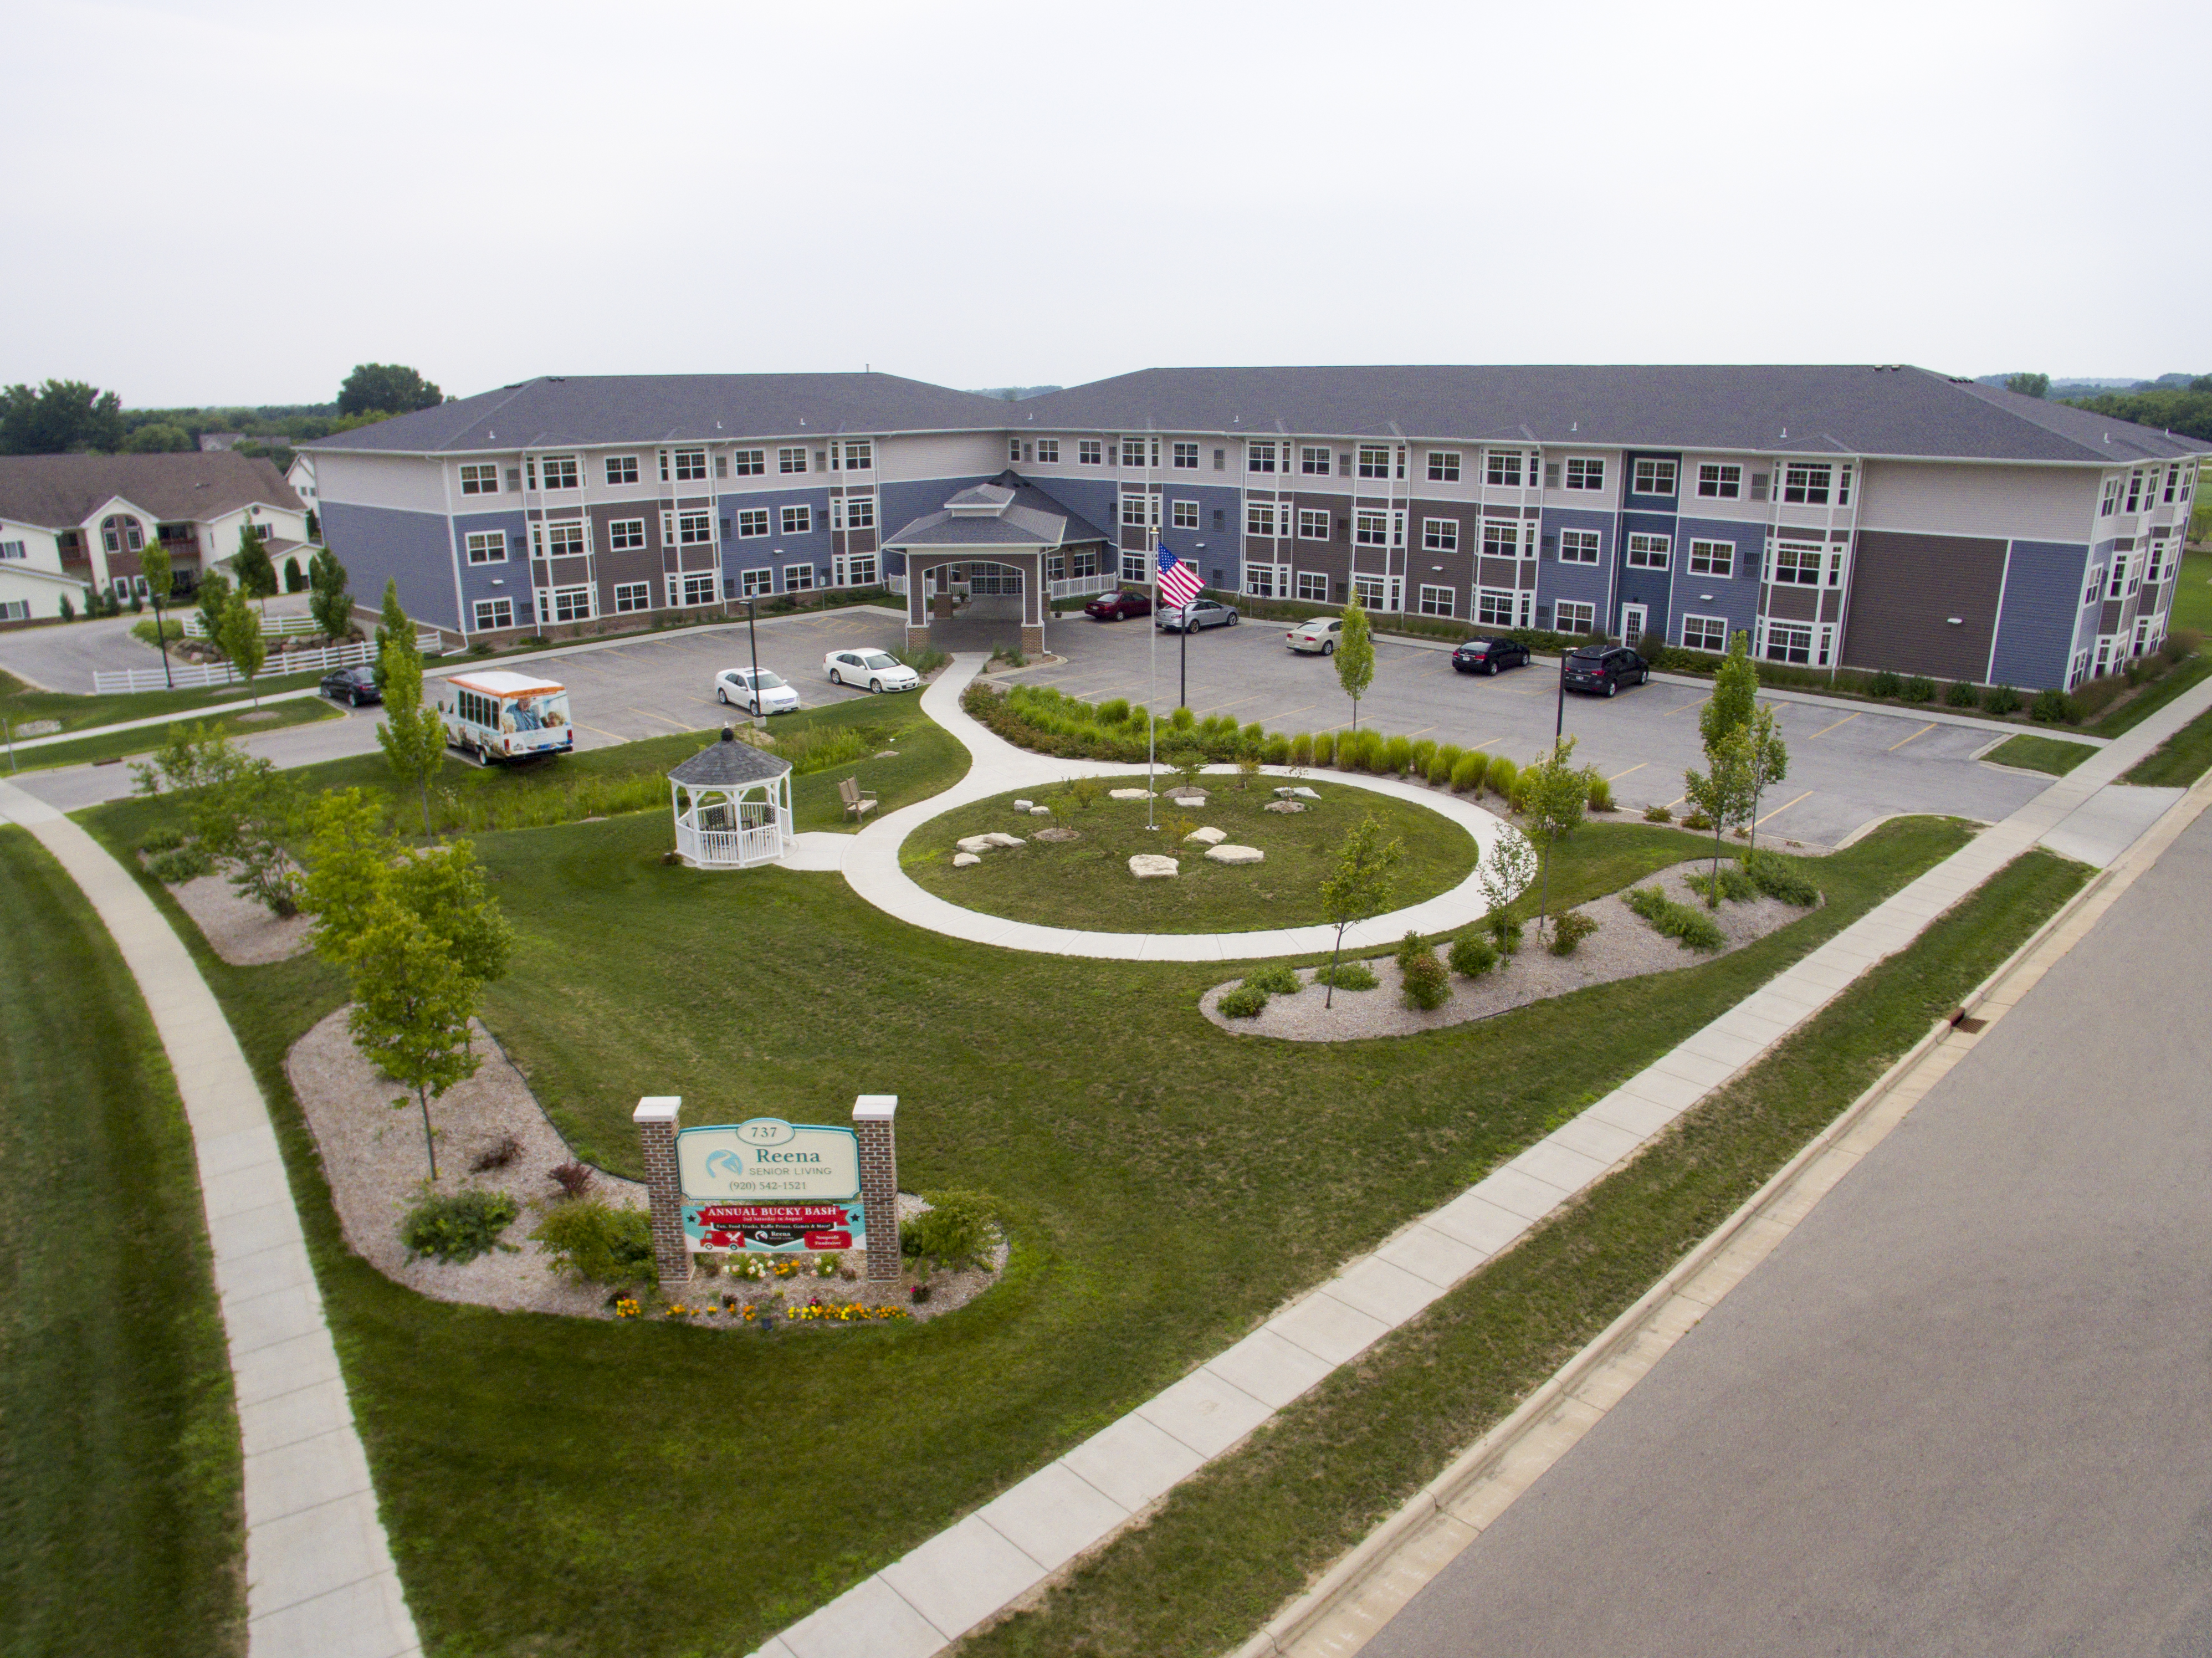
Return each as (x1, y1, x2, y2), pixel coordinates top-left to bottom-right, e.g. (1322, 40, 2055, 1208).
(1555, 648, 1568, 744)
(746, 596, 764, 728)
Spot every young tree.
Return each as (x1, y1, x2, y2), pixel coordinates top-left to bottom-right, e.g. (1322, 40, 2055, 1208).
(131, 723, 301, 914)
(308, 546, 352, 641)
(347, 896, 483, 1183)
(377, 631, 452, 836)
(1318, 813, 1403, 1008)
(139, 539, 176, 690)
(1683, 726, 1757, 905)
(1335, 590, 1375, 731)
(233, 523, 278, 618)
(214, 585, 267, 707)
(1699, 629, 1758, 754)
(372, 577, 410, 692)
(300, 789, 398, 963)
(1742, 703, 1790, 855)
(1519, 735, 1590, 940)
(194, 566, 231, 644)
(1475, 826, 1538, 953)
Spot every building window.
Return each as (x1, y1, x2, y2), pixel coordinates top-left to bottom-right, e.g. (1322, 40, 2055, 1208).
(1781, 463, 1832, 505)
(1625, 533, 1671, 570)
(838, 496, 875, 531)
(1119, 437, 1155, 468)
(1681, 613, 1728, 653)
(1428, 451, 1462, 483)
(1476, 589, 1517, 627)
(2125, 470, 2144, 513)
(1763, 621, 1816, 665)
(1696, 462, 1742, 499)
(1836, 465, 1853, 506)
(784, 563, 816, 591)
(1558, 529, 1600, 564)
(1296, 571, 1329, 602)
(1769, 543, 1824, 585)
(1172, 500, 1199, 529)
(608, 518, 646, 551)
(610, 582, 650, 613)
(735, 509, 769, 538)
(1565, 457, 1605, 492)
(664, 571, 715, 607)
(464, 531, 507, 565)
(540, 455, 579, 490)
(539, 585, 594, 624)
(1422, 518, 1460, 552)
(605, 455, 638, 485)
(472, 597, 515, 630)
(1247, 502, 1281, 538)
(1078, 439, 1103, 465)
(2164, 463, 2182, 504)
(101, 515, 144, 553)
(459, 463, 499, 495)
(740, 567, 774, 598)
(1687, 539, 1734, 577)
(1297, 508, 1330, 540)
(1357, 445, 1391, 479)
(0, 540, 22, 560)
(836, 439, 872, 470)
(1554, 600, 1595, 633)
(1172, 441, 1198, 469)
(1118, 551, 1147, 582)
(1008, 438, 1022, 464)
(540, 521, 586, 557)
(1632, 458, 1677, 495)
(778, 447, 808, 474)
(780, 505, 811, 536)
(1354, 511, 1390, 546)
(2084, 564, 2103, 605)
(1352, 574, 1387, 609)
(1247, 440, 1278, 473)
(1243, 564, 1284, 598)
(1036, 438, 1059, 463)
(1417, 584, 1455, 617)
(733, 448, 765, 477)
(1482, 520, 1522, 558)
(1301, 446, 1332, 476)
(2100, 477, 2120, 516)
(2107, 554, 2128, 600)
(1485, 451, 1524, 487)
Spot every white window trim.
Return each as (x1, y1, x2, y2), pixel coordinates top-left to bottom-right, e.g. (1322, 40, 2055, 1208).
(1422, 517, 1460, 552)
(1624, 533, 1671, 570)
(472, 597, 515, 630)
(1416, 584, 1455, 617)
(1686, 539, 1735, 578)
(1427, 451, 1462, 483)
(1558, 529, 1601, 565)
(1296, 571, 1330, 602)
(1695, 462, 1743, 500)
(1297, 509, 1332, 541)
(1554, 600, 1596, 631)
(1680, 612, 1729, 653)
(1631, 458, 1678, 496)
(605, 455, 639, 485)
(611, 581, 651, 614)
(608, 518, 646, 551)
(737, 509, 770, 538)
(1563, 456, 1606, 492)
(1475, 587, 1517, 627)
(780, 505, 812, 536)
(464, 530, 507, 565)
(740, 567, 774, 598)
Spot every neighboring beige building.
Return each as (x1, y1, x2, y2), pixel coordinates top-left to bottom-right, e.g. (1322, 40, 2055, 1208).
(0, 451, 309, 621)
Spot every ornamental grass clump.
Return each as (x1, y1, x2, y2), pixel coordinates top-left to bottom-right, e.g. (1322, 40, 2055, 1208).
(1686, 864, 1758, 904)
(1427, 743, 1462, 786)
(1624, 884, 1727, 951)
(1288, 732, 1314, 767)
(1310, 731, 1336, 767)
(1382, 735, 1415, 775)
(1448, 751, 1487, 792)
(1485, 756, 1519, 805)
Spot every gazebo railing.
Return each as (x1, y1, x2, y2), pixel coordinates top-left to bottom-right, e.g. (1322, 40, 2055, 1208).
(672, 801, 793, 868)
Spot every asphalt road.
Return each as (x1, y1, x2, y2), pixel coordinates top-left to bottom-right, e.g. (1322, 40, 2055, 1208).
(1026, 613, 2050, 847)
(1364, 805, 2212, 1658)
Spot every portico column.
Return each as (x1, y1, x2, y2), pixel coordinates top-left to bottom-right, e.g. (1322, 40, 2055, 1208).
(1021, 551, 1045, 658)
(905, 554, 930, 651)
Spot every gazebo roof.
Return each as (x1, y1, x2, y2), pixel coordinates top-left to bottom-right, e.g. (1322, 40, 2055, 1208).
(668, 728, 793, 786)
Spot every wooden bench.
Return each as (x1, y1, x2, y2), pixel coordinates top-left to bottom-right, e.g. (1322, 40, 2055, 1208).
(838, 776, 878, 821)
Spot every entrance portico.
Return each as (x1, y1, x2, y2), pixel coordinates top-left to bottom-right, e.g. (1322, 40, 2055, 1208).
(883, 472, 1114, 659)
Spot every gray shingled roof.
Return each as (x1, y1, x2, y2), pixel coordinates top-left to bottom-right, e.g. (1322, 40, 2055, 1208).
(305, 372, 1017, 454)
(668, 729, 792, 786)
(883, 470, 1114, 550)
(0, 452, 301, 529)
(1015, 365, 2211, 464)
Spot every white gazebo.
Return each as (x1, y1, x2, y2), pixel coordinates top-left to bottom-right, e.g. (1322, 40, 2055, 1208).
(668, 729, 795, 869)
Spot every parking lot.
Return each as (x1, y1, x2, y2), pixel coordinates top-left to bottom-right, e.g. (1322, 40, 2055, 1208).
(1022, 610, 2054, 848)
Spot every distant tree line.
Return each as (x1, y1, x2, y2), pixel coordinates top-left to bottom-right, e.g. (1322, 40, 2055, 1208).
(0, 364, 446, 458)
(2061, 378, 2212, 443)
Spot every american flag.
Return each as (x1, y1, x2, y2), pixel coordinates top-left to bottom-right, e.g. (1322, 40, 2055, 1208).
(1156, 546, 1203, 609)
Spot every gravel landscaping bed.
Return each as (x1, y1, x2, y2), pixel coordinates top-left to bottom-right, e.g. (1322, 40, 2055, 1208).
(160, 860, 312, 966)
(1199, 859, 1819, 1042)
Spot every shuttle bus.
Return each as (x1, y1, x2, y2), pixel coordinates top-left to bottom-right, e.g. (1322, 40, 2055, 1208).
(439, 671, 574, 764)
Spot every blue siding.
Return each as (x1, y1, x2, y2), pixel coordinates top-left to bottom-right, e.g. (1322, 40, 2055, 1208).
(1622, 451, 1683, 509)
(452, 508, 528, 619)
(320, 501, 459, 631)
(1992, 539, 2090, 689)
(1161, 483, 1242, 589)
(1537, 505, 1612, 622)
(1670, 516, 1764, 648)
(877, 474, 999, 580)
(1616, 508, 1678, 632)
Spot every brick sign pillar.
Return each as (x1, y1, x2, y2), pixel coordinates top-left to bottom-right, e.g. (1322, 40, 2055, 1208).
(852, 1094, 900, 1281)
(633, 1095, 692, 1291)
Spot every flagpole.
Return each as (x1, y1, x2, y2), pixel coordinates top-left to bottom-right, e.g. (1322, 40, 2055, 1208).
(1146, 428, 1157, 832)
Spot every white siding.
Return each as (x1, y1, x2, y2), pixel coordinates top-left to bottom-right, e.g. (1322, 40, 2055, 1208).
(1858, 460, 2096, 542)
(874, 432, 1005, 483)
(315, 450, 450, 513)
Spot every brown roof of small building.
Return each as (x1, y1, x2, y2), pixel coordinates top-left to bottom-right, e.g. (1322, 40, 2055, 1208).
(0, 452, 301, 530)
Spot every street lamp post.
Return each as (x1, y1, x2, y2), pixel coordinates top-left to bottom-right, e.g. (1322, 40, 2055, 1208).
(746, 596, 764, 728)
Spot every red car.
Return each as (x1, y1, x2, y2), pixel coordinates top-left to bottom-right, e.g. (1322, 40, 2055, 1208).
(1084, 589, 1153, 621)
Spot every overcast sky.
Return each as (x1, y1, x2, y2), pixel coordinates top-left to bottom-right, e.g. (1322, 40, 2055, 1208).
(8, 0, 2206, 407)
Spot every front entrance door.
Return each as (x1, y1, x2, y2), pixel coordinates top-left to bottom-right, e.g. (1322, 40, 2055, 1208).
(1620, 602, 1647, 644)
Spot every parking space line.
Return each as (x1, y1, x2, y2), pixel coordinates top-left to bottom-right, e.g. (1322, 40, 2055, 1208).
(576, 721, 628, 743)
(1886, 722, 1936, 754)
(1810, 710, 1861, 739)
(1194, 695, 1261, 718)
(1607, 762, 1647, 782)
(631, 708, 693, 732)
(1666, 696, 1711, 717)
(1758, 789, 1812, 825)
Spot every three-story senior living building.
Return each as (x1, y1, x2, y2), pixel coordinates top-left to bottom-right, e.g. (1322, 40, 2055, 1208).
(304, 365, 2207, 689)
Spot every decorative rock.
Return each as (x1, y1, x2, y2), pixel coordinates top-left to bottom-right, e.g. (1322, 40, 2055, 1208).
(1033, 826, 1081, 843)
(1129, 854, 1179, 879)
(1264, 800, 1306, 813)
(1185, 826, 1227, 845)
(875, 750, 899, 758)
(1290, 786, 1322, 800)
(981, 832, 1026, 848)
(951, 852, 981, 868)
(1165, 788, 1209, 806)
(955, 835, 995, 854)
(1205, 844, 1264, 865)
(1109, 788, 1155, 800)
(1013, 799, 1035, 810)
(1028, 806, 1053, 816)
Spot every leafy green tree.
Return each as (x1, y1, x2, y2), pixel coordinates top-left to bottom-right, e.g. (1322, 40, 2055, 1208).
(0, 379, 125, 453)
(376, 628, 452, 835)
(348, 895, 483, 1183)
(214, 585, 266, 707)
(1699, 629, 1758, 753)
(2004, 372, 2050, 400)
(1318, 813, 1402, 1008)
(372, 577, 409, 692)
(1742, 703, 1789, 854)
(194, 566, 231, 643)
(232, 523, 277, 616)
(308, 546, 352, 640)
(338, 364, 443, 418)
(1475, 825, 1537, 950)
(1684, 726, 1757, 906)
(300, 790, 398, 963)
(1519, 735, 1590, 939)
(129, 723, 301, 914)
(1335, 590, 1375, 730)
(124, 422, 193, 452)
(138, 539, 177, 690)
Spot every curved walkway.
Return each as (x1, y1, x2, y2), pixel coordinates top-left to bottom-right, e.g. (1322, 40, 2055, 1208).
(807, 655, 1516, 961)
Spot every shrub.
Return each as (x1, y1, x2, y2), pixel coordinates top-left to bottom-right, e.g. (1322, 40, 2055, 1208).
(1488, 913, 1523, 954)
(1288, 732, 1313, 767)
(1243, 720, 1267, 746)
(548, 1160, 596, 1199)
(1427, 743, 1462, 786)
(2165, 627, 2201, 662)
(1982, 683, 2021, 715)
(1169, 705, 1195, 732)
(1378, 734, 1412, 775)
(1242, 963, 1302, 995)
(1745, 850, 1820, 906)
(1900, 675, 1937, 704)
(469, 1134, 521, 1173)
(1408, 738, 1437, 779)
(1094, 697, 1129, 726)
(1686, 864, 1758, 903)
(1642, 803, 1673, 822)
(147, 843, 214, 883)
(137, 825, 189, 854)
(1395, 930, 1430, 972)
(904, 1190, 1001, 1269)
(1635, 630, 1670, 671)
(1219, 985, 1269, 1017)
(1623, 886, 1726, 951)
(1363, 731, 1395, 774)
(1585, 772, 1614, 812)
(1548, 910, 1599, 955)
(2071, 676, 2126, 720)
(1867, 669, 1903, 699)
(1447, 934, 1497, 977)
(400, 1190, 521, 1264)
(532, 1199, 656, 1283)
(1681, 809, 1713, 831)
(1944, 679, 1979, 707)
(1486, 757, 1518, 804)
(1400, 950, 1450, 1010)
(1313, 960, 1379, 991)
(1448, 752, 1486, 792)
(1311, 731, 1335, 767)
(2030, 687, 2076, 725)
(1262, 733, 1291, 764)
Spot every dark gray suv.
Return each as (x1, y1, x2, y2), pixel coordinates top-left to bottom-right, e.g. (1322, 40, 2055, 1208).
(1562, 645, 1650, 697)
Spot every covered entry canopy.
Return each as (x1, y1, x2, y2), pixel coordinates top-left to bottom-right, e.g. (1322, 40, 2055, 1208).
(882, 472, 1112, 658)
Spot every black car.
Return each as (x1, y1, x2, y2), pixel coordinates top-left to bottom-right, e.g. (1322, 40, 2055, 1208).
(1451, 637, 1532, 676)
(321, 666, 381, 707)
(1562, 645, 1650, 698)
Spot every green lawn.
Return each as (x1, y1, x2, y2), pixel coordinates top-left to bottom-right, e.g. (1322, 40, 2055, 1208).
(0, 827, 244, 1655)
(2123, 702, 2212, 786)
(1984, 732, 2097, 776)
(904, 777, 1478, 933)
(78, 754, 1980, 1655)
(2167, 548, 2212, 639)
(6, 694, 343, 774)
(0, 664, 334, 738)
(961, 846, 2090, 1658)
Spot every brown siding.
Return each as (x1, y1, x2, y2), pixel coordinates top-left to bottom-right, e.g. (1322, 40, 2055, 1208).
(1766, 584, 1820, 622)
(1839, 529, 2006, 681)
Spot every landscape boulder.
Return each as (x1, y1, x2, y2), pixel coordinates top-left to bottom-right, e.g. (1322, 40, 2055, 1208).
(1263, 800, 1305, 813)
(952, 852, 981, 868)
(981, 832, 1026, 848)
(955, 835, 995, 854)
(1205, 844, 1264, 866)
(1109, 788, 1155, 801)
(1129, 854, 1179, 879)
(1185, 826, 1227, 845)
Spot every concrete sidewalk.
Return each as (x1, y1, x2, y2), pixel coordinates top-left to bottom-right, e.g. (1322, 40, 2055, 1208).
(0, 781, 420, 1658)
(745, 669, 2212, 1658)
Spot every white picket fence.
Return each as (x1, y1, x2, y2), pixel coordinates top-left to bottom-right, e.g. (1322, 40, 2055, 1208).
(94, 630, 446, 695)
(180, 610, 324, 639)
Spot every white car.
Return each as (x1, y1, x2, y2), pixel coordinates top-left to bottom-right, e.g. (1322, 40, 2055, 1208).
(824, 649, 920, 693)
(1286, 617, 1345, 654)
(714, 666, 801, 715)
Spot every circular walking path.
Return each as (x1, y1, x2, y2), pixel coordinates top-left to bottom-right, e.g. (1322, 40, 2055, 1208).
(806, 655, 1517, 961)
